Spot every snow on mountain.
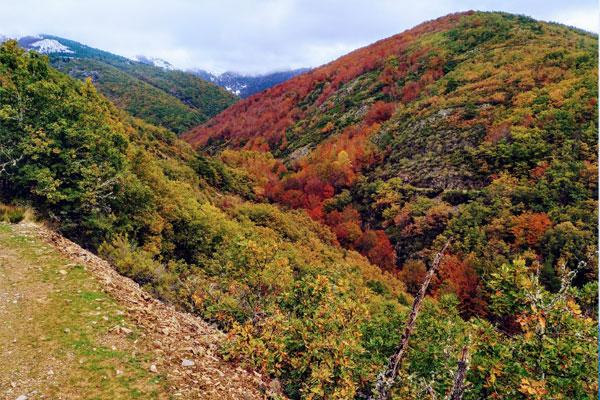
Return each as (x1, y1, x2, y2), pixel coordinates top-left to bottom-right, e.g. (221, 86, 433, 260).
(152, 58, 175, 70)
(29, 39, 74, 54)
(134, 55, 176, 70)
(189, 68, 310, 98)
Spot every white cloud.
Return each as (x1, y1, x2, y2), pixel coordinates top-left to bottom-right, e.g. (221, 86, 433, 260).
(1, 0, 597, 74)
(550, 8, 598, 32)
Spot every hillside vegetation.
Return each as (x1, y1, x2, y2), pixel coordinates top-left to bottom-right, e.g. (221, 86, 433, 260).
(185, 11, 597, 316)
(41, 35, 237, 134)
(0, 11, 597, 400)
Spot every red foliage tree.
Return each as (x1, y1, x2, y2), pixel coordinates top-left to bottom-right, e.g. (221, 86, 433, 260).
(354, 229, 397, 270)
(365, 101, 396, 125)
(325, 206, 363, 246)
(401, 81, 421, 103)
(433, 254, 487, 317)
(511, 212, 552, 247)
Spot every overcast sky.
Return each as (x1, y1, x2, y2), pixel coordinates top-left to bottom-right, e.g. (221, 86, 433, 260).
(2, 0, 598, 74)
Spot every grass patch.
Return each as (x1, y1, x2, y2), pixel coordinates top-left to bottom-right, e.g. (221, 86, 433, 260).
(0, 224, 168, 399)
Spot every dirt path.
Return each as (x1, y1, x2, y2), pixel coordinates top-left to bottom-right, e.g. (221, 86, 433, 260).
(0, 222, 277, 399)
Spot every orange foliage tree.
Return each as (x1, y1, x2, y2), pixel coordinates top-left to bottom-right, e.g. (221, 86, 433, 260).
(511, 212, 552, 248)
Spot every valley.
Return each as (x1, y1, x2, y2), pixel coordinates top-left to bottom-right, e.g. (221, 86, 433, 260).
(0, 9, 597, 400)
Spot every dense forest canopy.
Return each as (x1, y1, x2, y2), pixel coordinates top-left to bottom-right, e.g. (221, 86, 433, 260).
(0, 10, 597, 400)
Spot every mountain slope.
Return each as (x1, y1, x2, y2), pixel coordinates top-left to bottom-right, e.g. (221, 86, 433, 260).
(184, 11, 597, 275)
(14, 34, 237, 134)
(182, 14, 598, 398)
(1, 13, 597, 399)
(0, 39, 413, 399)
(192, 68, 311, 97)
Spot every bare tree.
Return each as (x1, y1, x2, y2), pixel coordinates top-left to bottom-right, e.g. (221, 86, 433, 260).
(448, 344, 469, 400)
(526, 260, 585, 313)
(371, 240, 451, 400)
(525, 259, 585, 380)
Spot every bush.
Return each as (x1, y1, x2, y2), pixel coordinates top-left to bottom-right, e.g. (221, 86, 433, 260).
(0, 204, 27, 224)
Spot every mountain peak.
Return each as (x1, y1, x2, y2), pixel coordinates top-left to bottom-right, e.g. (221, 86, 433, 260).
(189, 68, 311, 97)
(29, 38, 74, 54)
(134, 55, 176, 70)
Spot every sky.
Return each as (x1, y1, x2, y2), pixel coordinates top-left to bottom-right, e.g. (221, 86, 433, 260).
(1, 0, 598, 74)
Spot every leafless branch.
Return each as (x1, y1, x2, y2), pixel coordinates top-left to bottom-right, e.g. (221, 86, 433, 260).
(371, 240, 451, 400)
(0, 154, 23, 175)
(448, 344, 469, 400)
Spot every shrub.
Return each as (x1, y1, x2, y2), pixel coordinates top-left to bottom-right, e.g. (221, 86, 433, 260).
(0, 204, 27, 224)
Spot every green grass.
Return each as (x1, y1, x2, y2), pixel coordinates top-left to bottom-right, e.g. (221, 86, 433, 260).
(0, 223, 169, 399)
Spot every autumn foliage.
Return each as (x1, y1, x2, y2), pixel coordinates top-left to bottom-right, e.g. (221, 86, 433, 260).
(182, 12, 469, 149)
(432, 254, 486, 317)
(3, 11, 598, 399)
(511, 212, 552, 247)
(365, 101, 396, 125)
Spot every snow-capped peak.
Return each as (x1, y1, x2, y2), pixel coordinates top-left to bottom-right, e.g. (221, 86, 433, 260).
(134, 55, 175, 70)
(30, 39, 73, 54)
(152, 58, 174, 70)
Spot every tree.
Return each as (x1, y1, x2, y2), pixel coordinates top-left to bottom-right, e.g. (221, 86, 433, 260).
(481, 259, 597, 399)
(511, 212, 552, 248)
(398, 260, 427, 295)
(354, 230, 397, 270)
(433, 255, 486, 317)
(365, 101, 396, 125)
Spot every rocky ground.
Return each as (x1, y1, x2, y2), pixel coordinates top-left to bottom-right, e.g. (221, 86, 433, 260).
(0, 222, 281, 400)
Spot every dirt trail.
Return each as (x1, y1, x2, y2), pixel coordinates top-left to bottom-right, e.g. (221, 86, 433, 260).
(0, 222, 278, 399)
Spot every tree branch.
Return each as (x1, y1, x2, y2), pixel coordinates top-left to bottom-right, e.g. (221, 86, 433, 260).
(371, 240, 451, 400)
(448, 344, 469, 400)
(0, 154, 23, 175)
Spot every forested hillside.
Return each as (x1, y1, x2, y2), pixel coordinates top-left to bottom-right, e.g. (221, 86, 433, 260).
(185, 10, 598, 312)
(0, 10, 597, 400)
(15, 34, 237, 134)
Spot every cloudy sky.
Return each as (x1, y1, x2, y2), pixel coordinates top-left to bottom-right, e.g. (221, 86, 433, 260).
(2, 0, 598, 74)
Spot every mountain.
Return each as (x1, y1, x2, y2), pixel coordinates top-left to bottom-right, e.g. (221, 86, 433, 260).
(0, 11, 597, 400)
(134, 54, 176, 70)
(192, 68, 310, 97)
(0, 38, 411, 399)
(184, 11, 597, 394)
(21, 37, 74, 53)
(11, 34, 237, 134)
(184, 10, 597, 269)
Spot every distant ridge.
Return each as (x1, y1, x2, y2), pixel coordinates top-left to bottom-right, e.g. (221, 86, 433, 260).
(191, 68, 311, 97)
(7, 34, 237, 134)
